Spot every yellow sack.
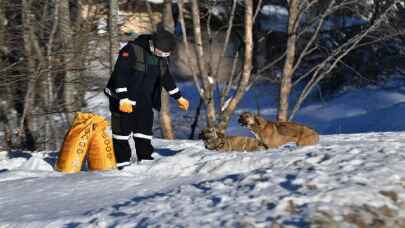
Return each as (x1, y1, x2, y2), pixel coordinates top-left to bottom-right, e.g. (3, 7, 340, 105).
(56, 112, 95, 173)
(87, 116, 116, 171)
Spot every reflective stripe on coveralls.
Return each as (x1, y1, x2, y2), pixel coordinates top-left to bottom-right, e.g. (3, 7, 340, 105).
(168, 88, 179, 95)
(115, 88, 128, 93)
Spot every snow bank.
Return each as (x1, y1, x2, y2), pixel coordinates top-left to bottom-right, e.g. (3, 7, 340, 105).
(1, 132, 405, 227)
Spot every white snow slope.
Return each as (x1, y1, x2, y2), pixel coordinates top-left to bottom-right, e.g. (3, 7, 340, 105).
(1, 80, 405, 227)
(1, 132, 405, 227)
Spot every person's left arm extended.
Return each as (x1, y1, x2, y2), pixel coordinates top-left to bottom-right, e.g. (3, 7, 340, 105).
(161, 59, 189, 111)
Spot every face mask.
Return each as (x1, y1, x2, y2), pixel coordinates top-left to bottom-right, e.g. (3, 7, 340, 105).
(149, 40, 171, 57)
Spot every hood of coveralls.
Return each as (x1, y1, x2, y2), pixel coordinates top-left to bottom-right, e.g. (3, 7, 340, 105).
(130, 34, 152, 53)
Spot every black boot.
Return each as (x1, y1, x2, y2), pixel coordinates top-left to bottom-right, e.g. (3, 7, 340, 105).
(134, 137, 154, 161)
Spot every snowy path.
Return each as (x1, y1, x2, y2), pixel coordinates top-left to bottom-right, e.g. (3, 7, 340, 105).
(0, 132, 405, 227)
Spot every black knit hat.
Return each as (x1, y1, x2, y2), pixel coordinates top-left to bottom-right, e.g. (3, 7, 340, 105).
(152, 30, 176, 52)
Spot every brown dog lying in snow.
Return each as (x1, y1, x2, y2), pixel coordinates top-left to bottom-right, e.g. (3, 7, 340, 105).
(238, 112, 319, 148)
(199, 127, 267, 152)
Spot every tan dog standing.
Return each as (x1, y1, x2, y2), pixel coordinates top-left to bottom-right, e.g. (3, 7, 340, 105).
(238, 112, 319, 148)
(199, 127, 267, 152)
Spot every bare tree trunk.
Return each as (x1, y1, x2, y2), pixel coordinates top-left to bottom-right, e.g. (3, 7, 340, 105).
(0, 0, 11, 148)
(44, 0, 60, 150)
(145, 1, 157, 32)
(59, 0, 79, 122)
(73, 0, 91, 112)
(20, 0, 37, 150)
(177, 0, 206, 136)
(277, 0, 300, 122)
(0, 0, 5, 146)
(160, 0, 175, 139)
(0, 0, 4, 49)
(162, 0, 175, 31)
(177, 0, 201, 95)
(191, 0, 216, 127)
(109, 0, 119, 74)
(189, 98, 203, 139)
(216, 0, 254, 131)
(216, 0, 237, 110)
(0, 90, 13, 149)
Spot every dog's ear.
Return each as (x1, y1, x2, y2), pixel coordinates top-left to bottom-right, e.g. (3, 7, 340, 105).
(216, 129, 225, 138)
(254, 116, 266, 127)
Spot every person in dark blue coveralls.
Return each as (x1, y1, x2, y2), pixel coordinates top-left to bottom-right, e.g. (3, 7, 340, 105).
(105, 30, 189, 169)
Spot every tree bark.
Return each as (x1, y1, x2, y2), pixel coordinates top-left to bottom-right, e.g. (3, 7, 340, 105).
(59, 0, 79, 122)
(277, 0, 300, 122)
(191, 0, 216, 128)
(160, 0, 175, 139)
(177, 0, 201, 95)
(0, 0, 11, 149)
(20, 0, 37, 150)
(216, 0, 254, 131)
(162, 0, 175, 31)
(73, 0, 91, 113)
(109, 0, 119, 74)
(145, 1, 156, 32)
(0, 0, 4, 49)
(44, 0, 60, 150)
(217, 0, 237, 110)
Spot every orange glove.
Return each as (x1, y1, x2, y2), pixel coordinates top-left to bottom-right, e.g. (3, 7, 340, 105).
(177, 97, 189, 111)
(119, 99, 135, 113)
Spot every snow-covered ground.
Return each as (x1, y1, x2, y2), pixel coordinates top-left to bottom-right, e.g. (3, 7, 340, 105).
(1, 80, 405, 227)
(1, 132, 405, 227)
